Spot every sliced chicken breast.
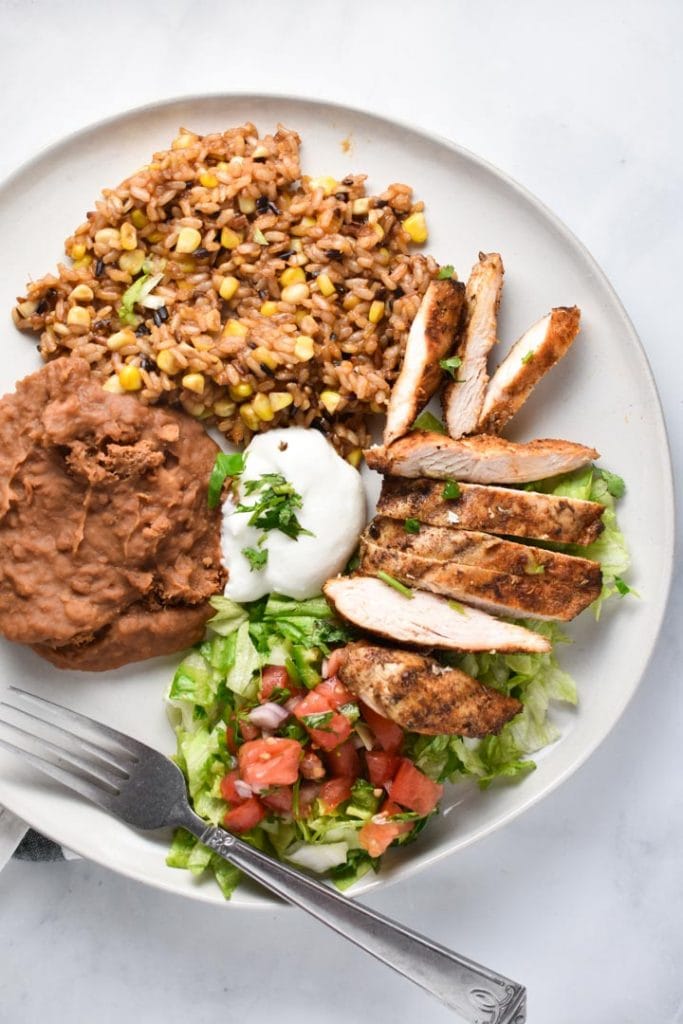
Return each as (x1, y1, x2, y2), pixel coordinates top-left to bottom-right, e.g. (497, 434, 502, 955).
(365, 431, 599, 484)
(337, 642, 522, 737)
(384, 278, 466, 445)
(478, 306, 581, 434)
(377, 476, 605, 546)
(360, 520, 602, 621)
(323, 575, 551, 653)
(442, 252, 504, 438)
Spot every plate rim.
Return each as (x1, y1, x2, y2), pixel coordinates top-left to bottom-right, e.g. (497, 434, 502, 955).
(0, 91, 675, 906)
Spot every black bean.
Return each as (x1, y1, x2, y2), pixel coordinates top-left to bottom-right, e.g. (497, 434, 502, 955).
(277, 249, 295, 260)
(94, 259, 105, 277)
(193, 248, 210, 259)
(394, 286, 405, 299)
(341, 176, 354, 186)
(258, 288, 270, 300)
(335, 192, 348, 201)
(92, 319, 110, 331)
(135, 323, 151, 336)
(35, 298, 49, 315)
(324, 249, 344, 261)
(267, 200, 281, 216)
(139, 355, 155, 372)
(158, 306, 169, 323)
(256, 196, 270, 214)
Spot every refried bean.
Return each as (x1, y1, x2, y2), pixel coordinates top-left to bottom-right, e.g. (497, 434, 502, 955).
(0, 357, 226, 671)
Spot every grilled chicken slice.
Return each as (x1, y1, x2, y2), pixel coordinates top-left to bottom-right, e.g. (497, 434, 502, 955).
(365, 432, 599, 484)
(337, 642, 522, 737)
(377, 476, 605, 546)
(442, 252, 504, 438)
(323, 575, 551, 653)
(361, 519, 602, 621)
(478, 306, 581, 434)
(384, 279, 466, 446)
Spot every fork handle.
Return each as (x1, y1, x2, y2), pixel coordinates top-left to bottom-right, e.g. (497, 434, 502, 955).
(198, 824, 526, 1023)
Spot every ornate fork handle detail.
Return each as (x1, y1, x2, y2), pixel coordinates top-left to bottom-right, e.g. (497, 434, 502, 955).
(199, 824, 526, 1023)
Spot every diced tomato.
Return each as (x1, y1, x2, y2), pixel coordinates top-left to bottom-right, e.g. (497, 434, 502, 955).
(220, 769, 245, 805)
(390, 759, 443, 816)
(325, 738, 360, 778)
(319, 776, 353, 812)
(294, 689, 331, 719)
(225, 722, 238, 755)
(325, 647, 346, 679)
(294, 690, 352, 751)
(358, 819, 403, 857)
(224, 796, 265, 833)
(238, 737, 303, 791)
(260, 664, 299, 703)
(261, 786, 293, 815)
(296, 781, 321, 819)
(360, 702, 404, 754)
(300, 749, 326, 780)
(365, 750, 401, 788)
(358, 798, 414, 856)
(316, 676, 355, 709)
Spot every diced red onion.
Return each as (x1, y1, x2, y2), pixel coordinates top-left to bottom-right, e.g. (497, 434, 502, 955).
(284, 695, 303, 714)
(234, 779, 253, 799)
(248, 702, 289, 730)
(321, 657, 330, 678)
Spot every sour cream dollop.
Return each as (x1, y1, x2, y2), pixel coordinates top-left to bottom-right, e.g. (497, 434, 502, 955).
(221, 428, 366, 602)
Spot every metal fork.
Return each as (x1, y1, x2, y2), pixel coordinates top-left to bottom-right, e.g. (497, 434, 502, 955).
(0, 686, 526, 1023)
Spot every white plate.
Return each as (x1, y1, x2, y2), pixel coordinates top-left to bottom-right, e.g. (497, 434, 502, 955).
(0, 95, 673, 907)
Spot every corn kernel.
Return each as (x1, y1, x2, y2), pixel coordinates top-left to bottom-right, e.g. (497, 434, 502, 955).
(316, 273, 336, 297)
(213, 399, 236, 418)
(172, 132, 196, 150)
(239, 402, 260, 430)
(376, 247, 391, 266)
(156, 349, 178, 374)
(220, 227, 243, 250)
(69, 284, 94, 302)
(119, 249, 146, 275)
(251, 145, 269, 160)
(320, 390, 342, 414)
(294, 335, 315, 361)
(148, 231, 163, 244)
(176, 227, 202, 253)
(269, 391, 293, 412)
(120, 222, 138, 251)
(71, 242, 87, 260)
(199, 170, 218, 188)
(182, 372, 205, 394)
(131, 209, 148, 229)
(118, 365, 142, 391)
(403, 211, 428, 244)
(373, 223, 384, 240)
(346, 448, 363, 468)
(66, 306, 91, 331)
(368, 300, 385, 324)
(259, 301, 278, 317)
(95, 227, 121, 249)
(103, 375, 125, 394)
(216, 161, 230, 171)
(343, 293, 360, 311)
(224, 320, 248, 338)
(309, 176, 337, 196)
(252, 392, 275, 422)
(238, 195, 256, 214)
(294, 310, 307, 326)
(281, 283, 310, 304)
(291, 216, 316, 237)
(73, 256, 92, 269)
(291, 239, 303, 253)
(352, 198, 370, 216)
(183, 400, 206, 418)
(107, 329, 136, 352)
(252, 346, 278, 370)
(229, 382, 253, 400)
(219, 275, 240, 301)
(280, 266, 306, 287)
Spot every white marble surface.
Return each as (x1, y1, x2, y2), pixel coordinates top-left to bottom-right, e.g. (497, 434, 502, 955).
(0, 1, 681, 1021)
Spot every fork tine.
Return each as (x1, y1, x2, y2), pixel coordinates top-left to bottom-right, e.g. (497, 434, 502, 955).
(7, 686, 144, 761)
(0, 715, 121, 794)
(0, 699, 130, 780)
(0, 731, 118, 809)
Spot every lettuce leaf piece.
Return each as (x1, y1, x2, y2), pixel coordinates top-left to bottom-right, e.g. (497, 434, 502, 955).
(331, 849, 378, 891)
(166, 828, 197, 869)
(224, 620, 260, 697)
(264, 594, 333, 619)
(207, 595, 248, 636)
(211, 856, 242, 899)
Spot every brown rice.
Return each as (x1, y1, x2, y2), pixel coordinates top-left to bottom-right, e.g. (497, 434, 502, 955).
(13, 123, 438, 457)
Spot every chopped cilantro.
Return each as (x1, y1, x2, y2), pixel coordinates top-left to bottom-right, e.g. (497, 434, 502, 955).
(404, 518, 421, 534)
(242, 546, 268, 572)
(439, 355, 462, 378)
(524, 559, 546, 575)
(437, 265, 455, 280)
(614, 576, 631, 596)
(207, 451, 246, 508)
(448, 600, 466, 615)
(338, 702, 360, 723)
(301, 711, 334, 731)
(377, 571, 413, 599)
(521, 350, 535, 365)
(236, 472, 314, 541)
(598, 468, 626, 498)
(443, 479, 461, 500)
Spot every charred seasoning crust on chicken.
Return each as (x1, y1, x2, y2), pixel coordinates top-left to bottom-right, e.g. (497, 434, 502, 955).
(0, 357, 226, 671)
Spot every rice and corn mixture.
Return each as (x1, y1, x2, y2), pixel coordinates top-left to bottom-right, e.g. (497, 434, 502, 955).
(13, 123, 438, 457)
